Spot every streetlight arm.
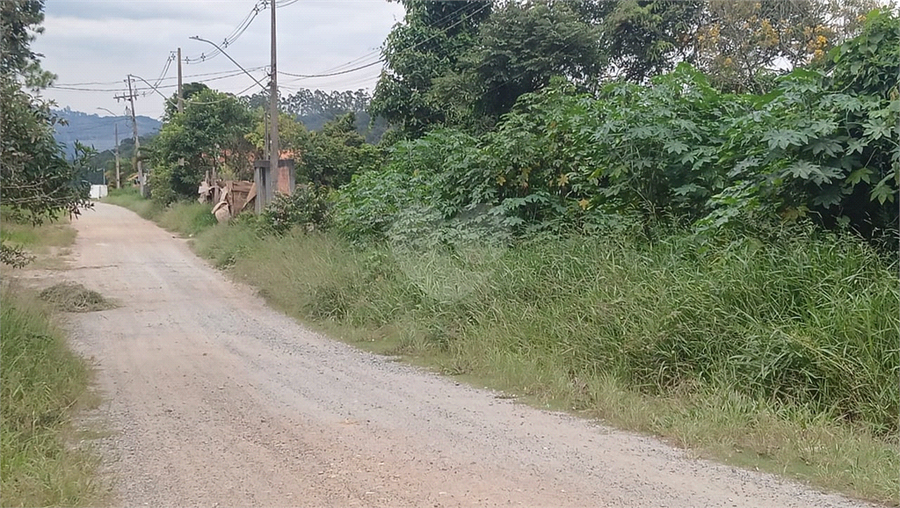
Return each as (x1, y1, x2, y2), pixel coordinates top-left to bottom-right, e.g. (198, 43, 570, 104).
(188, 36, 269, 94)
(96, 107, 121, 118)
(129, 74, 178, 104)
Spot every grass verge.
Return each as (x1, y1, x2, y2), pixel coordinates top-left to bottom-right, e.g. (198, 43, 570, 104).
(104, 188, 217, 237)
(112, 193, 900, 504)
(195, 224, 899, 505)
(0, 212, 77, 270)
(102, 188, 163, 220)
(1, 217, 105, 507)
(0, 285, 102, 507)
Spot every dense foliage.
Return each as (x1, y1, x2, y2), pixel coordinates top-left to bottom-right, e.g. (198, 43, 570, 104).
(337, 9, 898, 247)
(1, 0, 91, 266)
(150, 87, 256, 204)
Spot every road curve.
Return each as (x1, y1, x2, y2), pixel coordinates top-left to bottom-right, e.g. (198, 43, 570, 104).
(63, 203, 876, 508)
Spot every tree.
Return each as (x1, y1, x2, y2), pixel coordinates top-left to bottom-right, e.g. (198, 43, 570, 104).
(298, 113, 382, 188)
(576, 0, 877, 91)
(277, 87, 387, 142)
(370, 0, 491, 137)
(254, 112, 382, 188)
(437, 0, 605, 128)
(589, 0, 704, 83)
(163, 82, 211, 120)
(1, 0, 91, 266)
(691, 0, 878, 92)
(150, 88, 254, 203)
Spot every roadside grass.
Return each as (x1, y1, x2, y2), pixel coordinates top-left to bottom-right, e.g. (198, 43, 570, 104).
(104, 188, 216, 237)
(0, 285, 103, 507)
(103, 188, 163, 220)
(0, 212, 77, 270)
(192, 223, 900, 505)
(0, 217, 105, 507)
(156, 202, 218, 237)
(121, 191, 900, 504)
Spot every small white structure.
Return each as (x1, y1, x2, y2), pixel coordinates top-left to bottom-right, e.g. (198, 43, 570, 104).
(90, 184, 109, 200)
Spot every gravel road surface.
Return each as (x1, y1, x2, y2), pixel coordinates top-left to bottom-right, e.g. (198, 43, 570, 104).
(62, 203, 877, 507)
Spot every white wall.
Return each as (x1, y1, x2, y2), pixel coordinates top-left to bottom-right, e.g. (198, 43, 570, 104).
(90, 184, 108, 200)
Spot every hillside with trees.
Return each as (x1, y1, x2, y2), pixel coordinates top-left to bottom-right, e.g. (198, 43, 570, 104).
(52, 108, 161, 158)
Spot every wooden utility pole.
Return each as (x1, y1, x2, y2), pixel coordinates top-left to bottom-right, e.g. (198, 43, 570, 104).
(115, 76, 143, 197)
(113, 123, 121, 189)
(177, 47, 184, 113)
(268, 0, 279, 205)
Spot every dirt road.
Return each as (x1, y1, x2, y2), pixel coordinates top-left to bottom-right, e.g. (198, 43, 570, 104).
(63, 203, 875, 507)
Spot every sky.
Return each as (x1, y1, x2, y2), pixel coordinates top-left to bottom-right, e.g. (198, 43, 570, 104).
(34, 0, 406, 120)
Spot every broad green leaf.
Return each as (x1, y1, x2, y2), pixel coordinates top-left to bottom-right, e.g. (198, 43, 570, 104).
(845, 167, 873, 185)
(845, 138, 866, 154)
(812, 186, 845, 208)
(809, 138, 842, 157)
(786, 160, 821, 180)
(863, 119, 890, 140)
(664, 140, 689, 155)
(871, 182, 896, 204)
(764, 130, 810, 150)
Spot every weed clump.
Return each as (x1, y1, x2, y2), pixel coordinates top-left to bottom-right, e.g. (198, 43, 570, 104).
(39, 283, 115, 313)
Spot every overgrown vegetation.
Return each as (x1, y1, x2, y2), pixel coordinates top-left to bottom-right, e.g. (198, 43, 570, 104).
(102, 2, 899, 503)
(0, 212, 101, 507)
(0, 0, 91, 269)
(0, 287, 102, 507)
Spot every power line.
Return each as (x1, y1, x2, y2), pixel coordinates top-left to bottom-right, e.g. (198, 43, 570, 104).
(278, 1, 491, 86)
(150, 52, 177, 89)
(310, 1, 488, 76)
(54, 67, 269, 88)
(187, 82, 261, 105)
(49, 69, 267, 94)
(182, 0, 299, 65)
(279, 60, 383, 79)
(183, 1, 263, 64)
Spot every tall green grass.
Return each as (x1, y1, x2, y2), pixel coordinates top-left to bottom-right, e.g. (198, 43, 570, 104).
(191, 222, 899, 503)
(0, 287, 101, 507)
(104, 189, 217, 237)
(103, 188, 163, 220)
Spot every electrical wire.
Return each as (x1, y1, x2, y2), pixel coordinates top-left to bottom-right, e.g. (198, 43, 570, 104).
(309, 1, 488, 76)
(54, 67, 269, 87)
(185, 81, 261, 105)
(183, 0, 299, 65)
(279, 59, 382, 79)
(278, 1, 491, 85)
(150, 52, 177, 89)
(50, 69, 267, 94)
(183, 0, 265, 64)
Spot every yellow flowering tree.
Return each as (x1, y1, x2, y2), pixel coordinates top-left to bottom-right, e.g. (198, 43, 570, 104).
(692, 0, 878, 92)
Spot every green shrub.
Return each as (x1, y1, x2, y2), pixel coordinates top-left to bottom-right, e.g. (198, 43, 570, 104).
(260, 184, 331, 235)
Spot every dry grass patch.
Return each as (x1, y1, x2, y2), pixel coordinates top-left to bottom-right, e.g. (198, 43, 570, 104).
(39, 283, 116, 313)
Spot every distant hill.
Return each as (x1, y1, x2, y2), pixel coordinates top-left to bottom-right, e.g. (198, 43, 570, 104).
(53, 107, 161, 158)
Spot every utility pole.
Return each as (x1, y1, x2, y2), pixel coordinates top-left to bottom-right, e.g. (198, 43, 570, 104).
(268, 0, 279, 204)
(115, 76, 143, 197)
(97, 107, 122, 189)
(113, 123, 121, 189)
(177, 47, 184, 113)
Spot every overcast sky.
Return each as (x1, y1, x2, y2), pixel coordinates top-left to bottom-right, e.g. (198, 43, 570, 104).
(34, 0, 406, 120)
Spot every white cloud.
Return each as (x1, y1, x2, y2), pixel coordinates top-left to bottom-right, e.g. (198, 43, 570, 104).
(34, 0, 404, 119)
